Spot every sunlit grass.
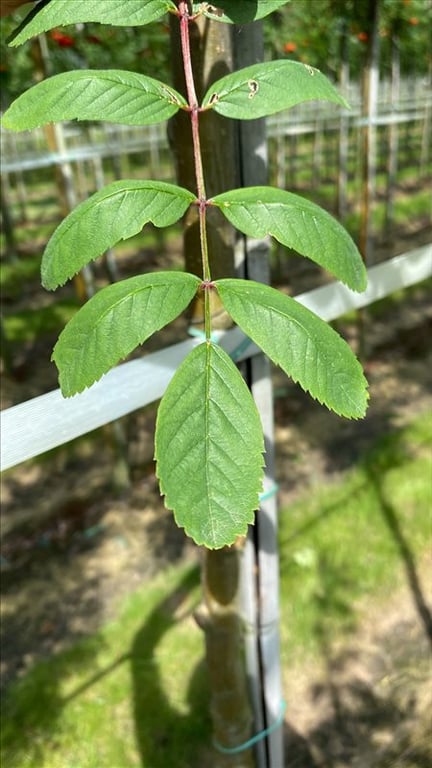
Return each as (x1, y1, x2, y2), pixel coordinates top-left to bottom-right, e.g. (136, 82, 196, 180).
(278, 413, 432, 660)
(2, 300, 80, 342)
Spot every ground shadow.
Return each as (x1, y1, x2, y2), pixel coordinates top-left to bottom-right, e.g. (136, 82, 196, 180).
(280, 540, 432, 767)
(131, 566, 213, 768)
(364, 436, 432, 649)
(294, 620, 432, 768)
(274, 283, 432, 499)
(0, 431, 192, 691)
(277, 423, 432, 767)
(1, 565, 210, 768)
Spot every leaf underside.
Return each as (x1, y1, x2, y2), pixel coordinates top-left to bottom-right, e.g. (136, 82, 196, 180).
(212, 186, 366, 292)
(42, 181, 195, 290)
(193, 0, 289, 24)
(155, 342, 265, 548)
(8, 0, 177, 46)
(216, 279, 369, 419)
(202, 60, 348, 120)
(53, 271, 201, 396)
(2, 70, 186, 132)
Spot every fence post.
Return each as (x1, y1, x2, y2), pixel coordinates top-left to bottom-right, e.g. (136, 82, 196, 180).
(419, 58, 432, 182)
(384, 20, 401, 238)
(337, 16, 350, 222)
(0, 179, 17, 261)
(358, 0, 381, 361)
(359, 0, 380, 267)
(31, 33, 95, 301)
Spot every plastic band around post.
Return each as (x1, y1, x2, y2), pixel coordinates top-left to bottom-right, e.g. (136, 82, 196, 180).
(259, 483, 279, 503)
(187, 327, 222, 343)
(213, 700, 287, 755)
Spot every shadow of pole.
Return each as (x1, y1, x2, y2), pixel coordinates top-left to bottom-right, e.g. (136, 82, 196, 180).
(365, 461, 432, 650)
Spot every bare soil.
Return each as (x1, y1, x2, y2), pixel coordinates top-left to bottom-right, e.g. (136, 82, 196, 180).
(284, 553, 432, 768)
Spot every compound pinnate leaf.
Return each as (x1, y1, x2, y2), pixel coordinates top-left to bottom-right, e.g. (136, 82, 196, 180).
(202, 60, 348, 119)
(42, 181, 195, 290)
(155, 342, 265, 548)
(212, 187, 366, 292)
(2, 70, 186, 132)
(8, 0, 177, 46)
(193, 1, 288, 24)
(216, 279, 369, 419)
(53, 271, 200, 396)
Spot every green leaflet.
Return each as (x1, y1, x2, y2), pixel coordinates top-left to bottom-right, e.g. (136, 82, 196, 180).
(211, 186, 366, 292)
(155, 342, 265, 548)
(192, 0, 289, 24)
(53, 271, 201, 396)
(2, 70, 186, 132)
(216, 279, 369, 419)
(8, 0, 177, 46)
(41, 181, 195, 290)
(202, 60, 348, 119)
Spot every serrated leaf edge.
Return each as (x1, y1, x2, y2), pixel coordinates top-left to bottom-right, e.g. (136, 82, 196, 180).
(216, 280, 369, 420)
(42, 181, 196, 289)
(53, 272, 200, 396)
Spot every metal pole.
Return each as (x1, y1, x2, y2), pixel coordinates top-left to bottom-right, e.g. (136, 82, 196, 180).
(234, 21, 284, 768)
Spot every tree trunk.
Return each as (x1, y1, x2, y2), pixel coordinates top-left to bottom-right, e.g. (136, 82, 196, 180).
(197, 546, 255, 767)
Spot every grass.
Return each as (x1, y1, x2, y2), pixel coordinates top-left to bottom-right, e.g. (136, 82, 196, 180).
(1, 255, 42, 294)
(2, 300, 80, 343)
(1, 412, 431, 767)
(1, 566, 210, 768)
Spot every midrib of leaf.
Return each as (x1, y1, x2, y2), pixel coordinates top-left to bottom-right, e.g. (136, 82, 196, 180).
(225, 199, 332, 253)
(268, 303, 357, 407)
(161, 345, 254, 538)
(53, 74, 176, 113)
(3, 71, 186, 133)
(53, 187, 190, 245)
(204, 346, 216, 543)
(90, 282, 182, 334)
(9, 1, 177, 46)
(200, 345, 245, 543)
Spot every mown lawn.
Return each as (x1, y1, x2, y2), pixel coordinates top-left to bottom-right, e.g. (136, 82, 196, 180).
(1, 413, 431, 768)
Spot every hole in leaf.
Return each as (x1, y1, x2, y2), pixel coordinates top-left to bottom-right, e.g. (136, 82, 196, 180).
(248, 79, 259, 98)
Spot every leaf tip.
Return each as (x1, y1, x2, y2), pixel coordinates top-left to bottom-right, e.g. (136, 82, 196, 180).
(41, 271, 58, 291)
(174, 514, 255, 550)
(56, 371, 98, 399)
(1, 113, 15, 132)
(349, 264, 368, 294)
(337, 378, 370, 421)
